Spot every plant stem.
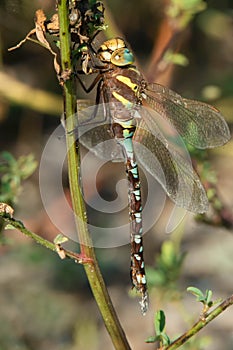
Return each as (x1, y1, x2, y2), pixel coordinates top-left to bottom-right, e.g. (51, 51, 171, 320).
(0, 211, 89, 262)
(165, 295, 233, 350)
(57, 1, 131, 349)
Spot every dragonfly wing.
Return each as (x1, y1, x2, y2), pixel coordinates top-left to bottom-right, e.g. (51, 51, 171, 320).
(77, 101, 125, 162)
(133, 115, 208, 213)
(144, 83, 230, 149)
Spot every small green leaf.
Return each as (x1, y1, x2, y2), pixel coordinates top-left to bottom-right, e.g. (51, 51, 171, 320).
(17, 154, 38, 179)
(154, 310, 166, 335)
(205, 290, 213, 306)
(0, 152, 37, 205)
(166, 0, 206, 28)
(161, 332, 171, 345)
(55, 40, 61, 48)
(4, 224, 15, 230)
(145, 335, 158, 343)
(164, 50, 189, 66)
(54, 233, 69, 244)
(1, 151, 16, 164)
(187, 286, 204, 299)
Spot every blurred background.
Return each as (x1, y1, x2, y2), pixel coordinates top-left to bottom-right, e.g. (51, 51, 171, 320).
(0, 0, 232, 349)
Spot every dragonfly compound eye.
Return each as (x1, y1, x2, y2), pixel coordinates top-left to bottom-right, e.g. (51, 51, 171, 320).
(111, 48, 134, 66)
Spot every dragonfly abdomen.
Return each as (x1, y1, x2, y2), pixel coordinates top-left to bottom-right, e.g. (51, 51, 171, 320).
(112, 120, 148, 314)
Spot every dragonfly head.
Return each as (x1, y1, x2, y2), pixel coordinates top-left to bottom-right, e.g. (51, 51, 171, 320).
(97, 37, 135, 66)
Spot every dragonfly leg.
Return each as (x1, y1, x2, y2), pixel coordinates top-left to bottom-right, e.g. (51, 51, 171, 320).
(75, 71, 102, 93)
(77, 79, 111, 126)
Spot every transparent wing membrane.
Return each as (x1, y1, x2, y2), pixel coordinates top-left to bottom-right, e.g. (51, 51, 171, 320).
(144, 83, 230, 149)
(77, 101, 125, 162)
(134, 118, 208, 213)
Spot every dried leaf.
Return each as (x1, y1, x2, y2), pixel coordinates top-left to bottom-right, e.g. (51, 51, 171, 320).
(0, 203, 14, 217)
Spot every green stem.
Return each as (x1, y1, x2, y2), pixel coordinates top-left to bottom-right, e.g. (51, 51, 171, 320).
(0, 211, 89, 262)
(57, 1, 131, 349)
(1, 212, 55, 250)
(165, 295, 233, 350)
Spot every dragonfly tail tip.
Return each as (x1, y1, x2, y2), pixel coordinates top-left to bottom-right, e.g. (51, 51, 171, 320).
(139, 291, 149, 316)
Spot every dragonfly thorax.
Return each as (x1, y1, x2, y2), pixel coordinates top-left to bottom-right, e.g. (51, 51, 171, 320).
(100, 66, 143, 122)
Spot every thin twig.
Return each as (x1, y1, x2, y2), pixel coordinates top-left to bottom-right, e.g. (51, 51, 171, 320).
(164, 295, 233, 350)
(0, 210, 90, 262)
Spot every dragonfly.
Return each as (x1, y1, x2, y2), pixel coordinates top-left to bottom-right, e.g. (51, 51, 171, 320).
(76, 37, 230, 314)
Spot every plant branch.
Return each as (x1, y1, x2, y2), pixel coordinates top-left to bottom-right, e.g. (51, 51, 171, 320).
(57, 1, 131, 349)
(0, 210, 91, 262)
(164, 295, 233, 350)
